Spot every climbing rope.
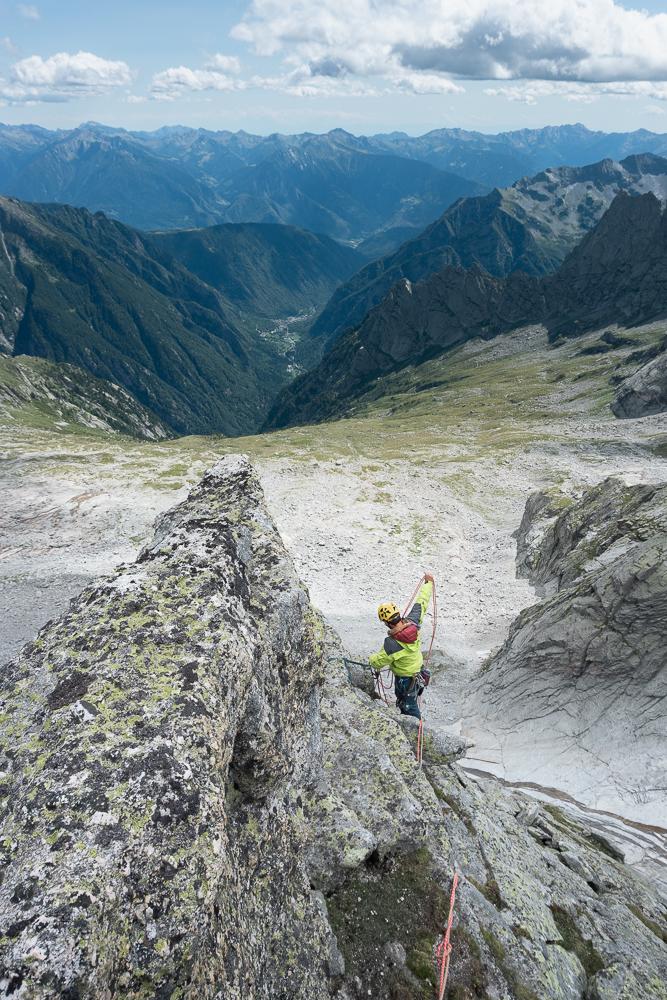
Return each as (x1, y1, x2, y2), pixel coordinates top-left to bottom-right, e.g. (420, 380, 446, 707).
(405, 574, 437, 767)
(435, 871, 460, 1000)
(374, 667, 394, 705)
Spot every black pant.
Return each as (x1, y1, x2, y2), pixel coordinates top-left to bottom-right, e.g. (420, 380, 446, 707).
(395, 675, 421, 719)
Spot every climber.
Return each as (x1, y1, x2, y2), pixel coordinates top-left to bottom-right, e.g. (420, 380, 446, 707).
(369, 574, 434, 720)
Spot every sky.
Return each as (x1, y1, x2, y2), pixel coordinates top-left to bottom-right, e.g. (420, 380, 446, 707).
(2, 0, 667, 136)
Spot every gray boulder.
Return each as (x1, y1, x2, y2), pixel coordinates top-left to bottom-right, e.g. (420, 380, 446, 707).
(613, 347, 667, 418)
(515, 476, 667, 591)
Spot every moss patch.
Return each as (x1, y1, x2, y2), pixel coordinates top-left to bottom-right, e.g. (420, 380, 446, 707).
(467, 875, 504, 911)
(447, 927, 489, 1000)
(550, 904, 604, 977)
(479, 928, 540, 1000)
(627, 904, 667, 945)
(327, 848, 450, 999)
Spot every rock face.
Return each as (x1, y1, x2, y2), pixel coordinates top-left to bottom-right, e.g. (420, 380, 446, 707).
(470, 476, 667, 826)
(0, 456, 333, 999)
(613, 347, 667, 418)
(2, 458, 666, 999)
(313, 636, 667, 1000)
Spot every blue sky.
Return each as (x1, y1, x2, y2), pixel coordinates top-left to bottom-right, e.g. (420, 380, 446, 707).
(2, 0, 667, 135)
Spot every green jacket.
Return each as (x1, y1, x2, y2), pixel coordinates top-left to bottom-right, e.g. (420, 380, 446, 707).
(369, 581, 432, 677)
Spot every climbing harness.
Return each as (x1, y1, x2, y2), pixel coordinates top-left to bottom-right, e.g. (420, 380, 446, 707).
(435, 871, 460, 1000)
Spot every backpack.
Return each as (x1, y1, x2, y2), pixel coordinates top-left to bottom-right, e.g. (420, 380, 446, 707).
(389, 618, 419, 644)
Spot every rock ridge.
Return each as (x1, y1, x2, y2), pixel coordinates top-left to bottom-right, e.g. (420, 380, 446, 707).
(0, 455, 333, 999)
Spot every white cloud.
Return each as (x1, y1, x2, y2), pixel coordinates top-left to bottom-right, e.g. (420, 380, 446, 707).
(206, 54, 242, 75)
(231, 0, 667, 98)
(17, 4, 39, 19)
(150, 64, 245, 101)
(485, 80, 667, 105)
(1, 37, 17, 53)
(0, 51, 133, 104)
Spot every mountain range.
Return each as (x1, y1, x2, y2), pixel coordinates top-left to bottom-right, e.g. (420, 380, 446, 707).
(0, 197, 361, 435)
(266, 191, 667, 427)
(3, 122, 667, 256)
(0, 123, 482, 256)
(308, 153, 667, 349)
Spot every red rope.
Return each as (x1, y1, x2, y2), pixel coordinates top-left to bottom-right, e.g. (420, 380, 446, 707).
(425, 576, 437, 669)
(410, 575, 437, 765)
(435, 872, 460, 1000)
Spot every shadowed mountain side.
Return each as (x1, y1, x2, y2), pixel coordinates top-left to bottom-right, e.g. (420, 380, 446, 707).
(266, 192, 667, 428)
(148, 222, 361, 323)
(0, 198, 362, 435)
(545, 189, 667, 339)
(309, 153, 667, 349)
(266, 267, 542, 428)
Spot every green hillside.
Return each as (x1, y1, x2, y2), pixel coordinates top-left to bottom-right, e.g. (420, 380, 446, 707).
(0, 198, 361, 435)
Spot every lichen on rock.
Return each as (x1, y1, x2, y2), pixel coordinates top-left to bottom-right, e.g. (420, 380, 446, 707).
(0, 455, 333, 999)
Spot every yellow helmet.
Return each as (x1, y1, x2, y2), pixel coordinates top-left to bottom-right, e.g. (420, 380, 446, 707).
(378, 602, 400, 623)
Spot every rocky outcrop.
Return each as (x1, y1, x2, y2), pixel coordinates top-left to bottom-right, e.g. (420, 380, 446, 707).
(313, 637, 667, 999)
(613, 346, 667, 418)
(470, 476, 667, 826)
(2, 458, 666, 999)
(515, 477, 667, 591)
(0, 456, 334, 999)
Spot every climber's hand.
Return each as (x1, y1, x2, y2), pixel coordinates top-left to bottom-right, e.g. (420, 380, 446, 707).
(423, 572, 434, 583)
